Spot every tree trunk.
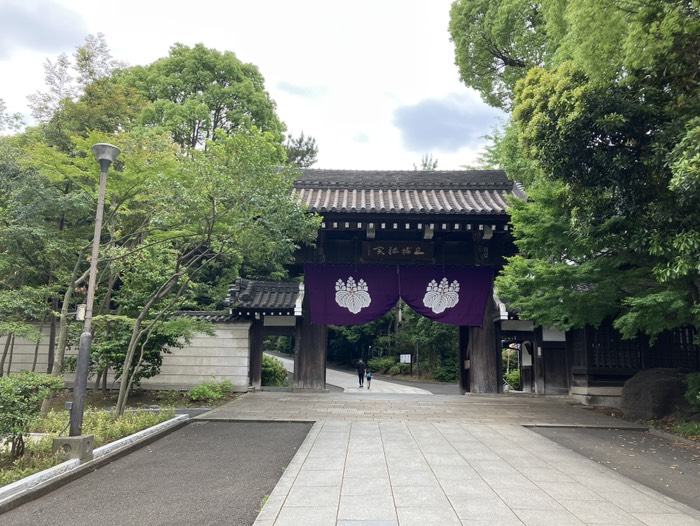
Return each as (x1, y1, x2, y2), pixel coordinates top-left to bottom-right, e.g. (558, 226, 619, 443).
(6, 335, 15, 375)
(114, 246, 210, 415)
(53, 259, 88, 376)
(93, 368, 104, 392)
(32, 317, 46, 373)
(115, 319, 150, 415)
(115, 276, 179, 416)
(41, 254, 88, 415)
(123, 339, 151, 408)
(47, 299, 58, 373)
(0, 334, 11, 377)
(11, 435, 25, 461)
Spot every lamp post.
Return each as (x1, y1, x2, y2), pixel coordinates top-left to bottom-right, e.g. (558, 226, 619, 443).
(69, 143, 120, 437)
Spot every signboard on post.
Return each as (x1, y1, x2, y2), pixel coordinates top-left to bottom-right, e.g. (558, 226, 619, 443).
(400, 354, 411, 364)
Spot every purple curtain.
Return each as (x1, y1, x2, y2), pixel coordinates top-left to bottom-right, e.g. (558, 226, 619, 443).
(304, 264, 399, 325)
(304, 264, 493, 327)
(399, 266, 493, 326)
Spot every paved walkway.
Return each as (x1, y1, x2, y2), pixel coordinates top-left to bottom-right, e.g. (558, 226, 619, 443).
(199, 388, 700, 525)
(270, 353, 433, 395)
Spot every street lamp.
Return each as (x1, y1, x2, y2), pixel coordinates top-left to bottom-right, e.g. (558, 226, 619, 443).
(69, 143, 120, 437)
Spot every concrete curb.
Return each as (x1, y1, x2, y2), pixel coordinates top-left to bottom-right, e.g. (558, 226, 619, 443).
(0, 414, 189, 514)
(523, 422, 649, 430)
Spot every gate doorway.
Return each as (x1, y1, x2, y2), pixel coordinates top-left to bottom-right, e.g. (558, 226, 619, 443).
(302, 263, 497, 394)
(326, 302, 465, 388)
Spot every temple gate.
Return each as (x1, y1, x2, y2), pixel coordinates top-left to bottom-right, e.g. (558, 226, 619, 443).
(288, 169, 524, 393)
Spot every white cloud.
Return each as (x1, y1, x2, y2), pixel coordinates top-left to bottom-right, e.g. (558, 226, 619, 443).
(0, 0, 503, 170)
(0, 0, 87, 59)
(276, 82, 326, 99)
(394, 92, 506, 153)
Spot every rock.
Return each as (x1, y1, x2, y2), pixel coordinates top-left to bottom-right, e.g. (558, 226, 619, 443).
(621, 368, 692, 420)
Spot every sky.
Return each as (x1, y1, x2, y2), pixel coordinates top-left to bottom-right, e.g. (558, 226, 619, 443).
(0, 0, 506, 170)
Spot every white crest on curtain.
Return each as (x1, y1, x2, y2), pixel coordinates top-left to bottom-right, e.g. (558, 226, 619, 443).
(423, 278, 460, 314)
(335, 277, 371, 314)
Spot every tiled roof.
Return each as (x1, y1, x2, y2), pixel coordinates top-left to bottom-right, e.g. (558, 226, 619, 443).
(292, 169, 525, 215)
(225, 278, 301, 312)
(179, 311, 237, 322)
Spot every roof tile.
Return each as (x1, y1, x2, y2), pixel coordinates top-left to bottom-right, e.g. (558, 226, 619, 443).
(293, 169, 524, 215)
(226, 278, 300, 311)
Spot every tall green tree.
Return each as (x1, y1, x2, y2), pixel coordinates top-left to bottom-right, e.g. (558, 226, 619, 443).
(449, 0, 698, 107)
(397, 306, 458, 381)
(284, 131, 318, 168)
(0, 130, 98, 383)
(109, 128, 318, 414)
(28, 33, 122, 125)
(0, 99, 23, 133)
(449, 0, 556, 109)
(413, 153, 438, 171)
(457, 1, 700, 338)
(118, 43, 286, 150)
(5, 36, 320, 413)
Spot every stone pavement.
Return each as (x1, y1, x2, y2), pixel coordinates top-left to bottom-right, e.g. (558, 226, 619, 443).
(271, 353, 433, 395)
(198, 391, 700, 526)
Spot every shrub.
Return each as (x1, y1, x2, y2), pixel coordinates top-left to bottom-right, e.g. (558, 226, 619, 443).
(673, 419, 700, 438)
(504, 370, 521, 391)
(1, 408, 176, 486)
(685, 372, 700, 412)
(433, 363, 458, 383)
(388, 364, 403, 376)
(30, 407, 176, 446)
(188, 378, 234, 403)
(502, 348, 518, 371)
(0, 372, 64, 460)
(262, 355, 288, 386)
(368, 356, 396, 374)
(0, 437, 67, 486)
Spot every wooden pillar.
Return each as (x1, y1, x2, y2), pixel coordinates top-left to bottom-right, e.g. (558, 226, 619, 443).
(294, 294, 327, 390)
(459, 326, 470, 394)
(533, 326, 545, 395)
(521, 341, 535, 393)
(467, 293, 500, 393)
(249, 319, 264, 390)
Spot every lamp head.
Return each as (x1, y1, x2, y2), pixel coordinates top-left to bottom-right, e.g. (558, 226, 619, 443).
(91, 143, 121, 172)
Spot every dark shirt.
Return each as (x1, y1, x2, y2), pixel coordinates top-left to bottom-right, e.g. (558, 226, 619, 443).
(356, 361, 367, 374)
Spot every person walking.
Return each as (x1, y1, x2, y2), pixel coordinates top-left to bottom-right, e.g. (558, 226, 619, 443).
(366, 369, 372, 389)
(356, 358, 367, 388)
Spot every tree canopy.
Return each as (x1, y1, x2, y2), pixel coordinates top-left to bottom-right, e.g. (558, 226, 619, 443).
(449, 0, 553, 109)
(284, 131, 318, 168)
(450, 0, 700, 338)
(116, 43, 286, 151)
(0, 36, 320, 411)
(449, 0, 699, 109)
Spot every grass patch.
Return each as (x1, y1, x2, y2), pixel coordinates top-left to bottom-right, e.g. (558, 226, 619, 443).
(0, 439, 68, 487)
(49, 388, 237, 411)
(188, 379, 234, 403)
(672, 419, 700, 440)
(1, 407, 175, 487)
